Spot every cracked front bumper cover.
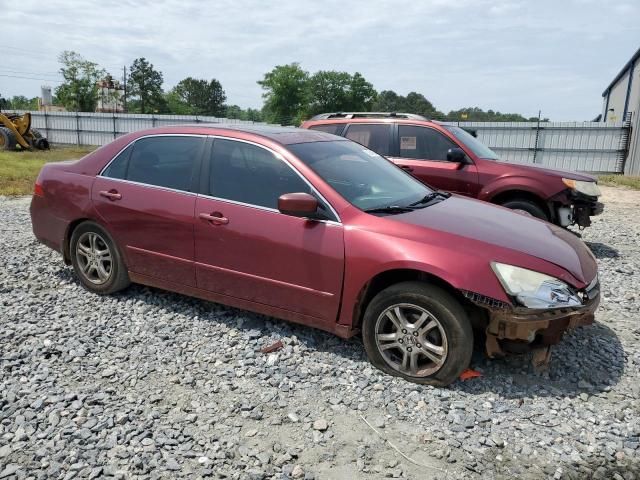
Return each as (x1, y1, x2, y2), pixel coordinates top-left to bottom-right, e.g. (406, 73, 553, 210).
(463, 285, 600, 358)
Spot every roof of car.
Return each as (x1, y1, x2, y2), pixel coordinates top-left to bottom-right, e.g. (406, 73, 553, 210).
(168, 123, 344, 145)
(310, 112, 429, 120)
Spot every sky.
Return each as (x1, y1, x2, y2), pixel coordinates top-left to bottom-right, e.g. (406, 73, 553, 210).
(2, 0, 639, 121)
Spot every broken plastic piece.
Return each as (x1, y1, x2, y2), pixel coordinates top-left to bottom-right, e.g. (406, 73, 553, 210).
(260, 340, 284, 354)
(459, 369, 483, 381)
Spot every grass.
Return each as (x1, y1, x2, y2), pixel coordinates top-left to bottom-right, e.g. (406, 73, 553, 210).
(598, 174, 640, 190)
(0, 146, 96, 196)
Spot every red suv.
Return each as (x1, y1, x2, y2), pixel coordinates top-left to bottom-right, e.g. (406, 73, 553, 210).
(301, 113, 603, 229)
(30, 125, 599, 385)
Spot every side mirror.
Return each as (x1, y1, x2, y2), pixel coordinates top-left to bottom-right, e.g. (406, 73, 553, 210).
(447, 147, 467, 164)
(278, 192, 319, 218)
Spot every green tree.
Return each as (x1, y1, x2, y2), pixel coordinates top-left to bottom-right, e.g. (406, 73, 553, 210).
(224, 105, 264, 122)
(258, 63, 309, 125)
(170, 77, 226, 116)
(164, 91, 193, 115)
(127, 58, 165, 114)
(371, 90, 404, 112)
(306, 70, 352, 116)
(371, 90, 444, 118)
(347, 72, 377, 111)
(445, 107, 548, 122)
(8, 96, 41, 110)
(0, 93, 9, 110)
(55, 51, 105, 111)
(404, 92, 443, 119)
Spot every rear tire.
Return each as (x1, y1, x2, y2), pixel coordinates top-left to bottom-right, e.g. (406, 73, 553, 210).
(362, 282, 473, 386)
(0, 127, 17, 151)
(70, 221, 130, 295)
(501, 198, 548, 221)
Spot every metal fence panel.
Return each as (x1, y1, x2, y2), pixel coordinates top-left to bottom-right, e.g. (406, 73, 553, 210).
(444, 121, 628, 173)
(6, 111, 632, 173)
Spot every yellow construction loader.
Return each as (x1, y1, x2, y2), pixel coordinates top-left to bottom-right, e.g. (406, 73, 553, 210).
(0, 112, 50, 151)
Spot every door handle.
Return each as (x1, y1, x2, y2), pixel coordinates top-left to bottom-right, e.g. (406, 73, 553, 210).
(400, 165, 414, 172)
(99, 190, 122, 201)
(199, 212, 229, 225)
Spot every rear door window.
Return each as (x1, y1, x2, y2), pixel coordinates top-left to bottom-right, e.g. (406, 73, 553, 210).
(103, 136, 204, 192)
(344, 124, 391, 156)
(398, 125, 457, 161)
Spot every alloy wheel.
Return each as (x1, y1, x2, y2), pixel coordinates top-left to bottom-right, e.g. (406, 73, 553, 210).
(374, 303, 448, 377)
(75, 232, 113, 285)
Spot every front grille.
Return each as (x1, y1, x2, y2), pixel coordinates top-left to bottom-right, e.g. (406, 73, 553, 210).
(461, 290, 511, 310)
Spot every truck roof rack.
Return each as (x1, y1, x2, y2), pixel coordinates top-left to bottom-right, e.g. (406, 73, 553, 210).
(309, 112, 429, 121)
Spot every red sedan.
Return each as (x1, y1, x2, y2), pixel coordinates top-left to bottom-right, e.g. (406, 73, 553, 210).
(30, 125, 600, 385)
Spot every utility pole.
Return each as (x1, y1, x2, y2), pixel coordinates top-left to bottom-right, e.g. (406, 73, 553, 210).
(122, 65, 127, 113)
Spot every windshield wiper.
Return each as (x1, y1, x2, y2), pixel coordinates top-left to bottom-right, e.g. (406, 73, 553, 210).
(407, 191, 450, 207)
(364, 205, 415, 215)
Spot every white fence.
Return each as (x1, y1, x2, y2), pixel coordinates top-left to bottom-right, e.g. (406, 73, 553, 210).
(5, 111, 633, 173)
(444, 121, 630, 173)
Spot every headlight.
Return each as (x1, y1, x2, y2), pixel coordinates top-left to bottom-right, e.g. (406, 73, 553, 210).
(562, 178, 601, 197)
(491, 262, 582, 309)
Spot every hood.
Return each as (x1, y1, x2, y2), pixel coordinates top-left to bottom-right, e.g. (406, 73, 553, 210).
(492, 160, 597, 182)
(389, 195, 597, 284)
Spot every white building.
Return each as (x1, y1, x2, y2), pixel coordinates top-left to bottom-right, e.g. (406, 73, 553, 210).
(601, 47, 639, 123)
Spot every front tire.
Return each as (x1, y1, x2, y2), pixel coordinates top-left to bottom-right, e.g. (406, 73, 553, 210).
(501, 198, 548, 221)
(362, 282, 473, 386)
(70, 221, 130, 294)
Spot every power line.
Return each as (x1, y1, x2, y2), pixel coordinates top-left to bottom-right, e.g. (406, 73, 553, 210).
(0, 74, 62, 83)
(0, 70, 62, 81)
(0, 68, 62, 77)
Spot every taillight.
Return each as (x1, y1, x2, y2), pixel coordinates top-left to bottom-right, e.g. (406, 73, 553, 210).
(34, 182, 44, 197)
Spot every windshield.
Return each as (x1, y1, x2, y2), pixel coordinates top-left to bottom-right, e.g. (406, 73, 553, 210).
(443, 126, 499, 160)
(288, 140, 433, 211)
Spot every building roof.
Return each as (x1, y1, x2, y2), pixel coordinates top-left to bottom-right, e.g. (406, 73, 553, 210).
(602, 46, 640, 97)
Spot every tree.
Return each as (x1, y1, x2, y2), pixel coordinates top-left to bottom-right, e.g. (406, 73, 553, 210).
(55, 51, 105, 111)
(371, 90, 444, 118)
(347, 72, 377, 111)
(9, 96, 39, 110)
(0, 93, 9, 111)
(306, 70, 352, 116)
(258, 63, 309, 125)
(445, 107, 549, 122)
(170, 77, 226, 116)
(224, 105, 264, 122)
(404, 92, 443, 119)
(303, 70, 377, 117)
(127, 58, 165, 114)
(371, 90, 404, 112)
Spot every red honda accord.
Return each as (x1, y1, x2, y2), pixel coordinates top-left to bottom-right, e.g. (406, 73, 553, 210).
(30, 125, 600, 385)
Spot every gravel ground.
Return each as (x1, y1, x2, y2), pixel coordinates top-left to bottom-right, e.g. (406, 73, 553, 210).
(1, 186, 639, 480)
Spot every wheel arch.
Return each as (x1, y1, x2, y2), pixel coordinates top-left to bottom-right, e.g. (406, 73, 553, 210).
(489, 189, 551, 219)
(351, 268, 482, 331)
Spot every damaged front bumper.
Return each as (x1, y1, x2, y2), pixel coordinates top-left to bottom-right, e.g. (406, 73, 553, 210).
(463, 280, 600, 358)
(552, 190, 604, 229)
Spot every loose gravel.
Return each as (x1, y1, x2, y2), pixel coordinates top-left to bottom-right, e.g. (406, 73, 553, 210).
(1, 186, 639, 480)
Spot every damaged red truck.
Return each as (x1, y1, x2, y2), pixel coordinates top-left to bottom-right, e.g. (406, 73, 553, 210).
(302, 113, 604, 229)
(30, 125, 600, 385)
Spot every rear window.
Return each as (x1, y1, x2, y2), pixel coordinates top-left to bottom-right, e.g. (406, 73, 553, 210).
(308, 124, 344, 135)
(102, 136, 204, 192)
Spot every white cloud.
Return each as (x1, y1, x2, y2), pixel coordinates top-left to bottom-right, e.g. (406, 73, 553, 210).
(0, 0, 637, 120)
